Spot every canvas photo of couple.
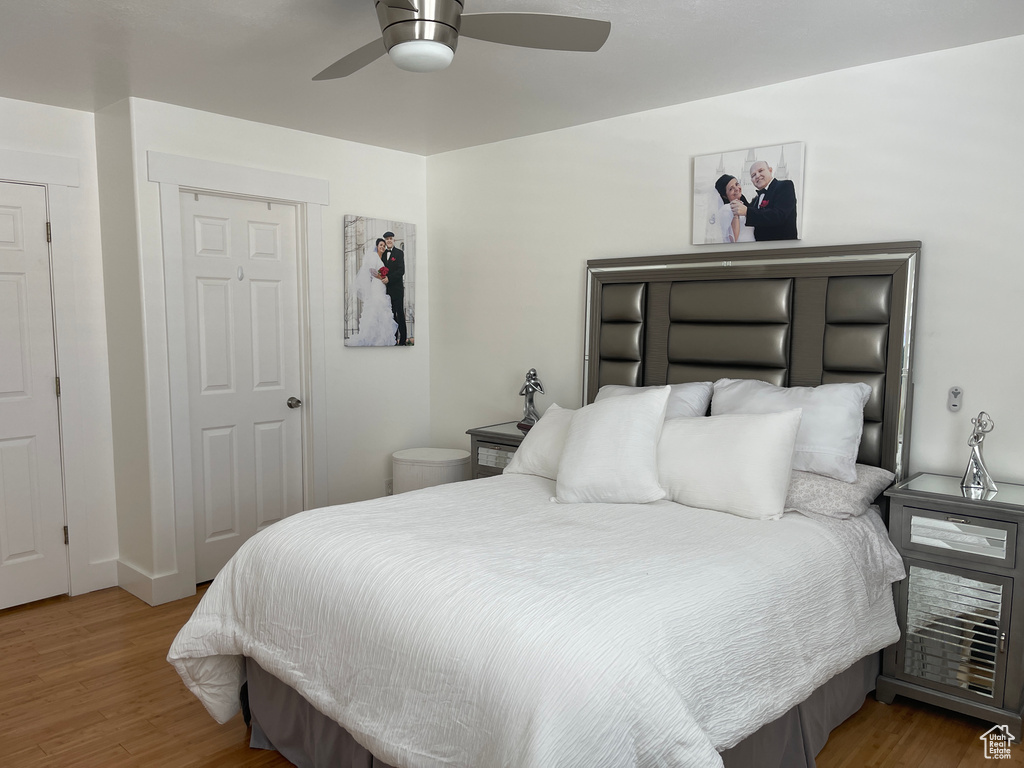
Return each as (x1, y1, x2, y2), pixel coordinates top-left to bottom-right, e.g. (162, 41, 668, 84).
(692, 142, 805, 245)
(344, 215, 416, 347)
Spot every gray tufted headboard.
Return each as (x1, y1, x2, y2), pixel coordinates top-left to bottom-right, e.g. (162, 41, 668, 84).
(583, 242, 920, 479)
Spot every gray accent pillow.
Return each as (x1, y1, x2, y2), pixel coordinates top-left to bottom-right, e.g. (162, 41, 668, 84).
(785, 464, 895, 519)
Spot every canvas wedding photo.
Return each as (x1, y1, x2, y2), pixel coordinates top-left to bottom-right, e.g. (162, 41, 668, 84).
(344, 215, 416, 347)
(692, 142, 805, 245)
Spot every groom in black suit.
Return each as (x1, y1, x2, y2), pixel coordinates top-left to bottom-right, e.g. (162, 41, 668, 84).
(730, 160, 798, 241)
(381, 231, 407, 345)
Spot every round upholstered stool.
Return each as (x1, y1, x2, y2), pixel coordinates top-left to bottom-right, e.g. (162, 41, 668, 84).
(392, 448, 471, 494)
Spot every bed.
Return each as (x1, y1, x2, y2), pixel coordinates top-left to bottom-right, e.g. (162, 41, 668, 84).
(169, 241, 921, 768)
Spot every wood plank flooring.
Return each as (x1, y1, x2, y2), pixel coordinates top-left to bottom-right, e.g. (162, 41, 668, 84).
(817, 695, 1024, 767)
(0, 585, 289, 767)
(0, 584, 1020, 767)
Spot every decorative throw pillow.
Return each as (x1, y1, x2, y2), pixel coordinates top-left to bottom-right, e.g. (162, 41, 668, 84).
(657, 410, 802, 520)
(594, 381, 713, 419)
(555, 385, 670, 504)
(711, 378, 872, 483)
(785, 464, 896, 519)
(503, 404, 574, 480)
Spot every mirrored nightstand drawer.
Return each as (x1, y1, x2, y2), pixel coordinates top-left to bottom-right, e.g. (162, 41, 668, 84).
(466, 422, 525, 480)
(902, 506, 1016, 568)
(477, 444, 515, 470)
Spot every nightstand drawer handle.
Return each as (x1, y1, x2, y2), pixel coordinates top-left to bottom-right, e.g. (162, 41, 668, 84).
(945, 516, 970, 524)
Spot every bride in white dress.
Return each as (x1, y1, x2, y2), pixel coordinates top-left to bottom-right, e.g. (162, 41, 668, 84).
(714, 174, 756, 243)
(349, 238, 398, 347)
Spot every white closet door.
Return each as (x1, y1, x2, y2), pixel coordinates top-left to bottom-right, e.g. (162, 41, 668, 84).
(0, 181, 68, 609)
(179, 193, 304, 582)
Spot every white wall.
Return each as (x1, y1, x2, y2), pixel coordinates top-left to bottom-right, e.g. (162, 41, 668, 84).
(95, 99, 154, 577)
(0, 96, 119, 593)
(427, 35, 1024, 484)
(2, 33, 1021, 603)
(105, 99, 430, 600)
(129, 99, 430, 502)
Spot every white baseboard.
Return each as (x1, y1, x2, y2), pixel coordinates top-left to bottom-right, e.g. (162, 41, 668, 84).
(117, 560, 196, 606)
(69, 558, 119, 597)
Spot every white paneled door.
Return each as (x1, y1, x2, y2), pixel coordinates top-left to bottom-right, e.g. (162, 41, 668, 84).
(0, 182, 68, 609)
(180, 193, 304, 582)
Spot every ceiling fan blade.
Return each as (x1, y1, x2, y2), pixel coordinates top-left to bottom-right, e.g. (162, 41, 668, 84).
(459, 13, 610, 52)
(383, 0, 418, 10)
(313, 38, 387, 80)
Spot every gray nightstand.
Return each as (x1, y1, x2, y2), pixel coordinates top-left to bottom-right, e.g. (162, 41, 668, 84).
(465, 422, 526, 479)
(877, 472, 1024, 739)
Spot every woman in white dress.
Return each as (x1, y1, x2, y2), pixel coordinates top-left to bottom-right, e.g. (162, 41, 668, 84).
(715, 174, 756, 243)
(349, 238, 398, 346)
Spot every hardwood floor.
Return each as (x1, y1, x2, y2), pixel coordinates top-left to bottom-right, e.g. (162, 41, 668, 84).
(817, 695, 1024, 767)
(0, 585, 289, 767)
(0, 584, 1020, 767)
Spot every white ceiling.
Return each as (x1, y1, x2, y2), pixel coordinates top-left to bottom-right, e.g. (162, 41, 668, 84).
(3, 0, 1024, 156)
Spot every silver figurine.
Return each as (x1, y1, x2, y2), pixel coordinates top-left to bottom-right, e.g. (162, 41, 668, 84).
(517, 368, 545, 432)
(961, 411, 998, 498)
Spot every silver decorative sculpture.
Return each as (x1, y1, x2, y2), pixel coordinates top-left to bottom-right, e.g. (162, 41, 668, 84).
(517, 368, 545, 433)
(961, 411, 998, 498)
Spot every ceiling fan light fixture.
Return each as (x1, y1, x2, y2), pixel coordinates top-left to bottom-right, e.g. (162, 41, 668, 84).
(314, 1, 609, 81)
(388, 39, 455, 72)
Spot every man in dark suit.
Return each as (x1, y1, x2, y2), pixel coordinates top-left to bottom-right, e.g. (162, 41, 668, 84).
(380, 231, 407, 345)
(730, 160, 798, 241)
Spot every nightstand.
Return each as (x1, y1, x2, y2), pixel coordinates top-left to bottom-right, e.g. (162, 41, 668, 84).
(877, 472, 1024, 739)
(465, 422, 526, 479)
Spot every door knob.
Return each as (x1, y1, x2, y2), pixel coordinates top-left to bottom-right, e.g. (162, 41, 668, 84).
(287, 397, 302, 409)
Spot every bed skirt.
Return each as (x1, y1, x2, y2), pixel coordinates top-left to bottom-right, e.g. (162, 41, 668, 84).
(242, 653, 878, 768)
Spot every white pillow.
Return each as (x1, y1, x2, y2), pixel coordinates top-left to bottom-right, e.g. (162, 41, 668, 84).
(657, 410, 802, 520)
(594, 382, 713, 419)
(503, 404, 574, 480)
(711, 378, 872, 483)
(555, 385, 670, 504)
(785, 464, 895, 519)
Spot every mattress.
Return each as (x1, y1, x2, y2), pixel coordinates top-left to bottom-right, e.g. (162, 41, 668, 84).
(169, 473, 904, 768)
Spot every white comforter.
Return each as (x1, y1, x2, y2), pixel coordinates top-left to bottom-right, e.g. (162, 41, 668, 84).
(168, 474, 903, 768)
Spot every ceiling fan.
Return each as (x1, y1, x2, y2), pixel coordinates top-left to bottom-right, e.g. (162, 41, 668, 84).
(313, 0, 611, 79)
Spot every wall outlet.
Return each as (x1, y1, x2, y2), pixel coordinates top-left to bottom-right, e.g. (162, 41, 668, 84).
(385, 479, 393, 496)
(948, 386, 963, 412)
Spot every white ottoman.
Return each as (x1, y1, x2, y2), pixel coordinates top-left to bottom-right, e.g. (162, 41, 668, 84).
(392, 448, 471, 494)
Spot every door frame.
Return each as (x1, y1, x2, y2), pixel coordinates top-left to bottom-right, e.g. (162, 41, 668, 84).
(0, 149, 118, 597)
(147, 151, 329, 600)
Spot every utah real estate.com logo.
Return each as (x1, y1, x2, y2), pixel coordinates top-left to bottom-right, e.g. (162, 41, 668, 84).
(980, 724, 1015, 759)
